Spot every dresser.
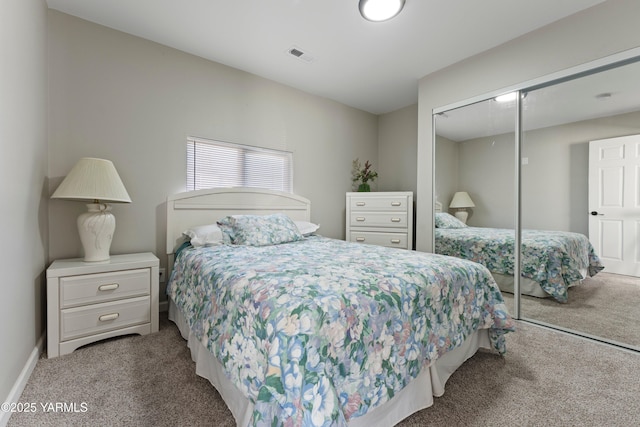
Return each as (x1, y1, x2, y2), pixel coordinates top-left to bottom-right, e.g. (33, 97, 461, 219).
(46, 252, 159, 358)
(346, 191, 414, 250)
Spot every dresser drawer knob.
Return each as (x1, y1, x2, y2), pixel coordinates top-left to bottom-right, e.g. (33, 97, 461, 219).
(356, 237, 366, 242)
(356, 202, 366, 206)
(98, 313, 119, 322)
(391, 239, 401, 244)
(391, 202, 401, 206)
(98, 283, 119, 291)
(356, 217, 366, 222)
(390, 218, 401, 222)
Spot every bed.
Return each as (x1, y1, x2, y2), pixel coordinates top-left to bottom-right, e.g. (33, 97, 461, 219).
(433, 208, 604, 303)
(165, 188, 515, 427)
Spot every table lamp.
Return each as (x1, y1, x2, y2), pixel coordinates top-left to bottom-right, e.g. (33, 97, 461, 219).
(449, 191, 475, 224)
(51, 158, 132, 262)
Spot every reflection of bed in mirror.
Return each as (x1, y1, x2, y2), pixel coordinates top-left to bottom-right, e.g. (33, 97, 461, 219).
(434, 205, 604, 303)
(166, 188, 515, 426)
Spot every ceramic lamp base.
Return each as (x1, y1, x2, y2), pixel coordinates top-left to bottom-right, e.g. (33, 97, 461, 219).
(77, 203, 115, 262)
(454, 210, 469, 224)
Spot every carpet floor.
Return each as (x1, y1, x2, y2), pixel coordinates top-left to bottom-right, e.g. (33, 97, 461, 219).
(501, 272, 640, 349)
(8, 312, 640, 427)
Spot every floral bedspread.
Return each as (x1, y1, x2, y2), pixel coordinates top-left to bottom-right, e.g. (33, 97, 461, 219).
(435, 227, 604, 303)
(168, 236, 514, 426)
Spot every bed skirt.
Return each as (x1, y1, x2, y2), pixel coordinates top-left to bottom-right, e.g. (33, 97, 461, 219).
(168, 299, 490, 427)
(493, 268, 588, 299)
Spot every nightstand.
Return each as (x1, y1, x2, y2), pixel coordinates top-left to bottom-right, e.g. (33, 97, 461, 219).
(46, 252, 159, 358)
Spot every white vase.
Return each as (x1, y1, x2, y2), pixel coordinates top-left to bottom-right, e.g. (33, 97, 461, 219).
(77, 203, 115, 262)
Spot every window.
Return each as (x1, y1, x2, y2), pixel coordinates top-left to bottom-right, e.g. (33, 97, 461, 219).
(186, 137, 293, 192)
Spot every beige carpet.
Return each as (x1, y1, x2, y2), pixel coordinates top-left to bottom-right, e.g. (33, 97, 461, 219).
(8, 312, 640, 427)
(501, 272, 640, 349)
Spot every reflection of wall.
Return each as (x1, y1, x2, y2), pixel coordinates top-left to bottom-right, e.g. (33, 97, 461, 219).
(522, 110, 640, 234)
(434, 135, 459, 209)
(451, 110, 640, 234)
(458, 133, 515, 228)
(437, 131, 515, 229)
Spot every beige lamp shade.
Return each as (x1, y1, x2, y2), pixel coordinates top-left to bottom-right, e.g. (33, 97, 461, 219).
(51, 157, 132, 203)
(51, 158, 131, 262)
(449, 191, 475, 224)
(449, 191, 475, 209)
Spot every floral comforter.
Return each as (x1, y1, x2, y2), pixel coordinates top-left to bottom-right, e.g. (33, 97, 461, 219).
(168, 236, 514, 426)
(435, 227, 604, 303)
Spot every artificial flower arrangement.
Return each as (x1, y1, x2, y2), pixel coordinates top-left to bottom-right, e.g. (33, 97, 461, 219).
(351, 158, 378, 192)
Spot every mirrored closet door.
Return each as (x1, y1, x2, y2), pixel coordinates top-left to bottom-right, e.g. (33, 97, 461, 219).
(434, 97, 518, 317)
(433, 52, 640, 352)
(519, 59, 640, 350)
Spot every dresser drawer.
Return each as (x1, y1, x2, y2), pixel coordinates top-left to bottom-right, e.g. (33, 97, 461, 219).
(349, 195, 409, 211)
(60, 268, 150, 308)
(350, 212, 407, 228)
(350, 232, 408, 249)
(60, 296, 150, 341)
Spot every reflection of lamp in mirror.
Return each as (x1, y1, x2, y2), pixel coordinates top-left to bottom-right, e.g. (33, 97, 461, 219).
(449, 191, 475, 224)
(51, 158, 132, 262)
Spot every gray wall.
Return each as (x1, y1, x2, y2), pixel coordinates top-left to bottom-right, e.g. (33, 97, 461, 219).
(377, 104, 418, 195)
(0, 0, 48, 407)
(48, 11, 378, 282)
(416, 0, 640, 251)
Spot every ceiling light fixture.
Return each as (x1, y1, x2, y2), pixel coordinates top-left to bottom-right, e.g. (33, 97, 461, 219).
(359, 0, 405, 22)
(494, 91, 527, 103)
(495, 92, 518, 103)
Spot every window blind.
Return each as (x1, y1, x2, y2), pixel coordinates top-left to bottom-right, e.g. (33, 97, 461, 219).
(186, 137, 293, 193)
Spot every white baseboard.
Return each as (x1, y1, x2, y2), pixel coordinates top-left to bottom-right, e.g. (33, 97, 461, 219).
(0, 333, 44, 427)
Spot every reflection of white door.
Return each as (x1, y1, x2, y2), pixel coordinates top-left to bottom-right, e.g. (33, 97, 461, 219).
(588, 135, 640, 277)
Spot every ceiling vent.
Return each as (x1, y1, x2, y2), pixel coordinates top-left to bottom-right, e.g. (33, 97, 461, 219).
(287, 46, 314, 63)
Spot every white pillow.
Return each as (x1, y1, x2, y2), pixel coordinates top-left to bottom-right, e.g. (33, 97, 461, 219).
(295, 221, 320, 236)
(183, 224, 224, 247)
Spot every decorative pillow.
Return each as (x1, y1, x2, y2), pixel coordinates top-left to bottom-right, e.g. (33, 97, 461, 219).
(435, 212, 468, 229)
(295, 221, 320, 236)
(182, 224, 224, 247)
(218, 213, 304, 246)
(216, 216, 235, 244)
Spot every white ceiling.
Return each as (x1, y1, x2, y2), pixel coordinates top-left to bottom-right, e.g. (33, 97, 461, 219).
(46, 0, 605, 115)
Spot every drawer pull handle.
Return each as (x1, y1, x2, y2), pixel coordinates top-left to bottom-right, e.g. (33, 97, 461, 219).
(390, 218, 401, 222)
(98, 283, 119, 291)
(391, 239, 401, 244)
(356, 237, 366, 242)
(356, 217, 366, 222)
(99, 313, 119, 322)
(391, 202, 401, 206)
(356, 202, 366, 206)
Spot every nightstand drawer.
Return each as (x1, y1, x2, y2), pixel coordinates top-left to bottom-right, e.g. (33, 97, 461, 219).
(350, 212, 407, 228)
(60, 268, 150, 308)
(350, 231, 408, 249)
(349, 195, 408, 211)
(60, 296, 150, 341)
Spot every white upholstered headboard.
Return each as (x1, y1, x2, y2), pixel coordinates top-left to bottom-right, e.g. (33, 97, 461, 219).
(166, 187, 311, 255)
(435, 201, 443, 213)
